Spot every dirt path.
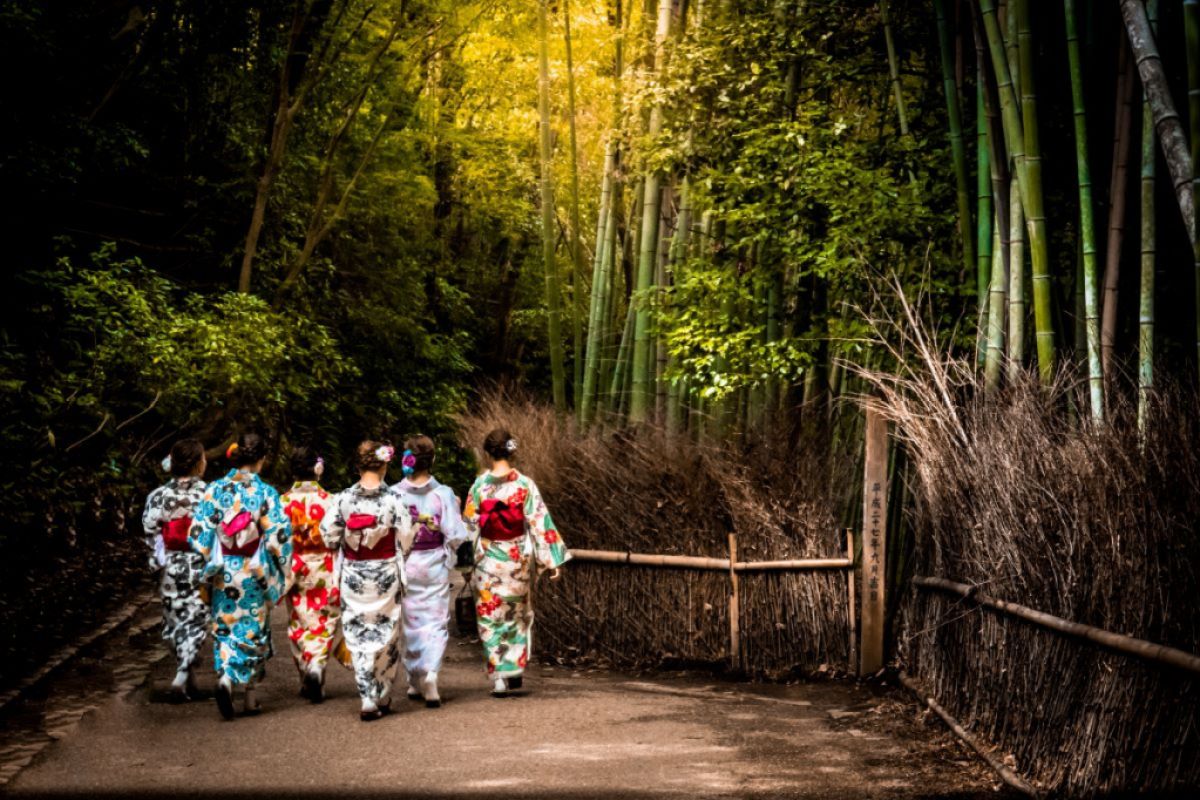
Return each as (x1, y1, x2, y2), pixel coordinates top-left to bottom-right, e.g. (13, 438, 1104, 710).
(0, 598, 1009, 799)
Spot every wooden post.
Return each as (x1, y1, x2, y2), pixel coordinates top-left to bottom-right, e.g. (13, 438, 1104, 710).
(728, 531, 740, 671)
(845, 528, 858, 672)
(860, 409, 888, 675)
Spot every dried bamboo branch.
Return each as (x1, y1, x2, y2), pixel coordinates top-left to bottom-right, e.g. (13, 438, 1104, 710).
(913, 576, 1200, 675)
(898, 672, 1040, 797)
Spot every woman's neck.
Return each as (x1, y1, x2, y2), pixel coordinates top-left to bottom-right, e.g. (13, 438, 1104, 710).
(489, 460, 511, 476)
(359, 472, 383, 489)
(408, 472, 432, 486)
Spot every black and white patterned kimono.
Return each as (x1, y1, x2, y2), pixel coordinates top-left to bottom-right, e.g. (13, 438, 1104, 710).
(141, 476, 209, 672)
(321, 483, 412, 707)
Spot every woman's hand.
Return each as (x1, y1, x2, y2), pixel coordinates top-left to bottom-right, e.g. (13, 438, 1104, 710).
(547, 567, 562, 581)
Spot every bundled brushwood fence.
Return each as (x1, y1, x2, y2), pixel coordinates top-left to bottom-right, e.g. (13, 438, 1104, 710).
(863, 351, 1200, 795)
(458, 392, 856, 677)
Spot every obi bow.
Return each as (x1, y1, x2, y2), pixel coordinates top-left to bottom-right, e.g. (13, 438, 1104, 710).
(478, 498, 525, 542)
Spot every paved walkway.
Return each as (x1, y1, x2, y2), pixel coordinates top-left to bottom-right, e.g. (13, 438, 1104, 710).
(0, 598, 1007, 799)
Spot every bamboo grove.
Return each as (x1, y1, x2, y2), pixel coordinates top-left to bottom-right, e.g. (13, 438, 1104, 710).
(528, 0, 1200, 437)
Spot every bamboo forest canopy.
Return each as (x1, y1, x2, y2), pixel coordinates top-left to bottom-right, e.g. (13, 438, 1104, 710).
(3, 0, 1200, 517)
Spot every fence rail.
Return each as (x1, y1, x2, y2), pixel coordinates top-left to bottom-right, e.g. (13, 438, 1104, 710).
(570, 549, 852, 572)
(568, 537, 857, 672)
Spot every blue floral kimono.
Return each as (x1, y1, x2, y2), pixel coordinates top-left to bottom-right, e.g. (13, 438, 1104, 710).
(189, 469, 292, 685)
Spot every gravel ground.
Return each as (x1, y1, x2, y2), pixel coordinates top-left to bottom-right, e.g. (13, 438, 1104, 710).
(0, 594, 1014, 800)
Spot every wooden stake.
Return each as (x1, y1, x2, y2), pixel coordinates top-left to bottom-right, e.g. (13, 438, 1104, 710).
(728, 532, 740, 671)
(860, 409, 888, 675)
(845, 528, 858, 672)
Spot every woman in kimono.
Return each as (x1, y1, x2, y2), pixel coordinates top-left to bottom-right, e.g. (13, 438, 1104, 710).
(189, 432, 292, 720)
(281, 446, 347, 703)
(391, 434, 469, 708)
(141, 438, 208, 701)
(321, 441, 413, 721)
(463, 428, 570, 697)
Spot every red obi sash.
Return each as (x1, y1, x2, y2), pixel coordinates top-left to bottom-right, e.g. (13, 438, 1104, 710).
(479, 498, 524, 542)
(221, 537, 260, 558)
(345, 533, 396, 561)
(162, 516, 192, 552)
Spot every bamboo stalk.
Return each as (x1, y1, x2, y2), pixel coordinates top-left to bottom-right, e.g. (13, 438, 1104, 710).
(880, 0, 909, 135)
(1120, 0, 1196, 238)
(1064, 0, 1104, 420)
(935, 0, 976, 288)
(630, 0, 674, 424)
(1015, 0, 1055, 383)
(976, 67, 993, 362)
(1007, 174, 1025, 374)
(1102, 46, 1136, 389)
(898, 673, 1039, 797)
(985, 207, 1007, 389)
(1185, 0, 1200, 382)
(569, 549, 852, 572)
(912, 576, 1200, 675)
(564, 0, 585, 415)
(537, 0, 566, 412)
(1138, 0, 1159, 436)
(581, 140, 617, 428)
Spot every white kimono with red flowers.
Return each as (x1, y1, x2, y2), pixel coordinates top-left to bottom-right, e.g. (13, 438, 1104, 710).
(321, 483, 412, 706)
(463, 470, 569, 679)
(281, 481, 349, 676)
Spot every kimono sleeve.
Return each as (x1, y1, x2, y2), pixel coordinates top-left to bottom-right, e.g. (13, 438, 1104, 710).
(258, 484, 293, 601)
(141, 487, 165, 570)
(522, 478, 569, 570)
(461, 478, 483, 540)
(438, 485, 470, 549)
(393, 493, 416, 555)
(188, 485, 220, 562)
(321, 492, 348, 551)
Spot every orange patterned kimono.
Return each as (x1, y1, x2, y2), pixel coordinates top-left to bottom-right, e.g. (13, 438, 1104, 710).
(282, 481, 349, 677)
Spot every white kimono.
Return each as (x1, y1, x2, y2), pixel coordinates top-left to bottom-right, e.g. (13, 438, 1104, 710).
(321, 482, 411, 706)
(391, 477, 469, 684)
